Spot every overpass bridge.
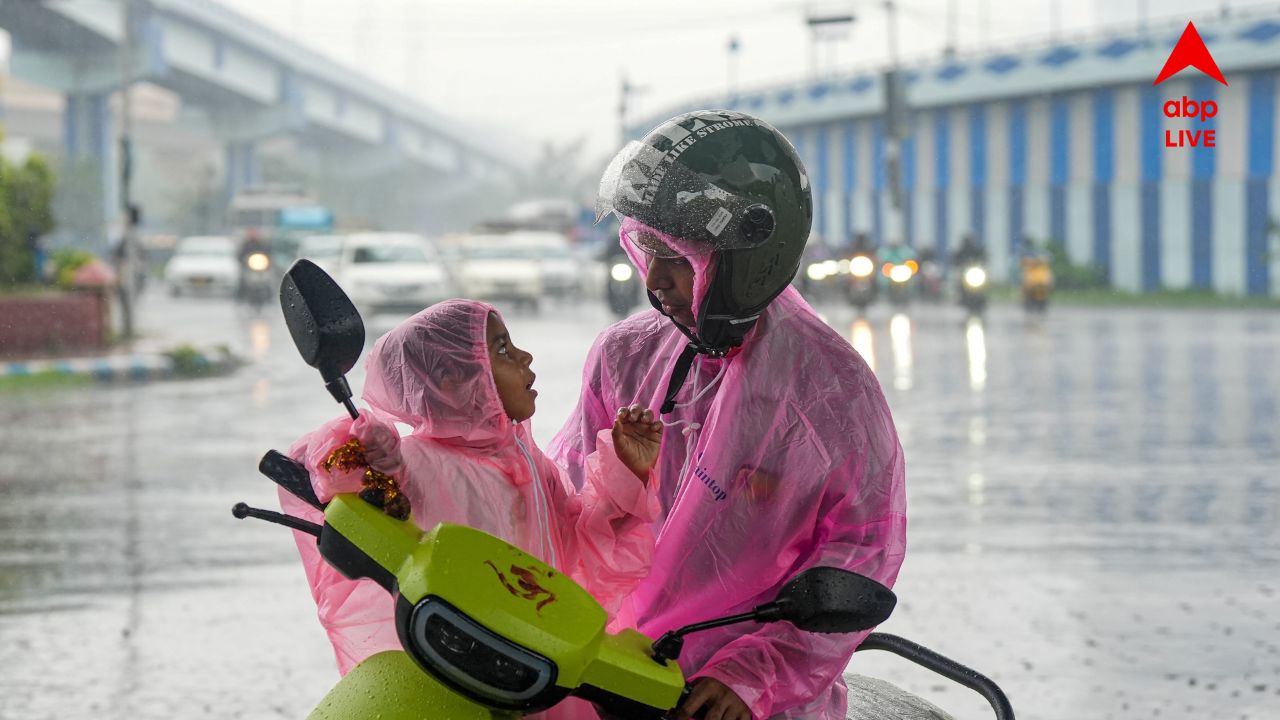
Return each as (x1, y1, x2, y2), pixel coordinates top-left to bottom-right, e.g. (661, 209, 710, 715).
(0, 0, 518, 244)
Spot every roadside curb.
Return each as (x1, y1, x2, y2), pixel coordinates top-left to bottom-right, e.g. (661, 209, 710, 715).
(0, 346, 240, 384)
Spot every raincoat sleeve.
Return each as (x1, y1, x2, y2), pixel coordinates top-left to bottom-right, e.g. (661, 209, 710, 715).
(538, 429, 660, 619)
(692, 439, 907, 719)
(279, 413, 405, 675)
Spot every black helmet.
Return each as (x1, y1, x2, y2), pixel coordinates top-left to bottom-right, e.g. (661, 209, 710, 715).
(597, 110, 813, 353)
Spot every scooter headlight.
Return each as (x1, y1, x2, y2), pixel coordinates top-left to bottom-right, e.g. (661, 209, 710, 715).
(850, 255, 875, 277)
(963, 267, 987, 288)
(408, 597, 556, 707)
(610, 263, 634, 282)
(246, 252, 270, 272)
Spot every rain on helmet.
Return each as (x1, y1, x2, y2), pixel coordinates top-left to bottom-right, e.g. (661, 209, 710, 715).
(596, 110, 813, 353)
(596, 110, 813, 413)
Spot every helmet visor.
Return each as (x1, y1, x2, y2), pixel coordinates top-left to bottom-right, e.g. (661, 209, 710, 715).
(595, 141, 775, 252)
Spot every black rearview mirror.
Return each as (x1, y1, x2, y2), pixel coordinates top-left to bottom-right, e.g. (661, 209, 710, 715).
(280, 259, 365, 417)
(650, 566, 898, 665)
(758, 567, 897, 633)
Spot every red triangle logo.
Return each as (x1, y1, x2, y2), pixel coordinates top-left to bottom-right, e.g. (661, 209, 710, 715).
(1154, 21, 1228, 86)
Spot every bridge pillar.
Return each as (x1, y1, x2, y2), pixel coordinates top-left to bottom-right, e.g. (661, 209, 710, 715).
(61, 91, 117, 254)
(224, 141, 260, 198)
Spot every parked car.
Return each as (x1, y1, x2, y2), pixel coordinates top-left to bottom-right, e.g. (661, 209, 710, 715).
(164, 235, 239, 296)
(452, 234, 544, 310)
(332, 233, 451, 318)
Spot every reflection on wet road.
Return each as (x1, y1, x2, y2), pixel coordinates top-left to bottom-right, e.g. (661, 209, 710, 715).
(0, 293, 1276, 719)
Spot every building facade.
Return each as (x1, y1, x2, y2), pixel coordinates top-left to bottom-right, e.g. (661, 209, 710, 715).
(638, 10, 1280, 295)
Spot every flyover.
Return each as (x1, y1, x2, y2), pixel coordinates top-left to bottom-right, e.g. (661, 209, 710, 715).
(0, 0, 518, 241)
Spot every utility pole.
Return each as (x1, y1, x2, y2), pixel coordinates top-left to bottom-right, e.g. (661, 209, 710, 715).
(727, 34, 740, 97)
(804, 4, 855, 78)
(118, 0, 140, 340)
(618, 72, 646, 145)
(944, 0, 958, 58)
(882, 0, 909, 244)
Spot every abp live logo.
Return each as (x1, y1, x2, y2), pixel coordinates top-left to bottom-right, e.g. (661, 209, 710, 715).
(1155, 21, 1228, 149)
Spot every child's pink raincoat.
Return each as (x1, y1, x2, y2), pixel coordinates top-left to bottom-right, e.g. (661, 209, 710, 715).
(279, 300, 659, 698)
(548, 219, 908, 719)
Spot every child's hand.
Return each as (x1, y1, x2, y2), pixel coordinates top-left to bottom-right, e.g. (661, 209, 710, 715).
(353, 417, 402, 474)
(612, 404, 663, 482)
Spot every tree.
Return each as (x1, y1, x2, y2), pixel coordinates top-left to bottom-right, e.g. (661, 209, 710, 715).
(0, 154, 56, 285)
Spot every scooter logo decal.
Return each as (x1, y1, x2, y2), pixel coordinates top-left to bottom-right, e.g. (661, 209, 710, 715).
(485, 560, 557, 613)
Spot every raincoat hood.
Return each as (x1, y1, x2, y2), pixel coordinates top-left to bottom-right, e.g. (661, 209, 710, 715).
(362, 299, 518, 454)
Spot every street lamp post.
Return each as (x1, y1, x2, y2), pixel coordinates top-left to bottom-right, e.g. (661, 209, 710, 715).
(118, 0, 140, 341)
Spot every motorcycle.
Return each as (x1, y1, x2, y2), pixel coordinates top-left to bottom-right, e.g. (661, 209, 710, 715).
(232, 259, 1015, 720)
(606, 259, 642, 318)
(1020, 255, 1053, 313)
(958, 263, 989, 316)
(917, 257, 944, 303)
(882, 260, 917, 308)
(239, 250, 274, 314)
(845, 252, 878, 312)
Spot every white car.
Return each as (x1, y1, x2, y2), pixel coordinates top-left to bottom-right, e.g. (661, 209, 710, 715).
(453, 235, 544, 309)
(164, 236, 239, 296)
(504, 231, 581, 298)
(333, 233, 451, 318)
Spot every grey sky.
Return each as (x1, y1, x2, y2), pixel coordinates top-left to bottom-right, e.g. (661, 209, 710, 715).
(215, 0, 1250, 160)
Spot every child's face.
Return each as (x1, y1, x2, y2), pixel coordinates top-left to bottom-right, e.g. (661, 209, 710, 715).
(486, 312, 537, 422)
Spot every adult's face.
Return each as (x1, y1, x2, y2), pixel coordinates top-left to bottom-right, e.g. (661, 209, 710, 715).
(639, 232, 698, 328)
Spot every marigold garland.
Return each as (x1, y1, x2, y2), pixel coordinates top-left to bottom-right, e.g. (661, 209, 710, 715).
(323, 438, 411, 520)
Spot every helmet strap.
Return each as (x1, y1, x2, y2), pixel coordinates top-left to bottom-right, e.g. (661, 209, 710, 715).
(648, 289, 733, 415)
(659, 343, 699, 415)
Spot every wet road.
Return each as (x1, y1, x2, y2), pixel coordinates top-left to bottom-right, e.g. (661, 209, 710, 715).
(0, 291, 1276, 720)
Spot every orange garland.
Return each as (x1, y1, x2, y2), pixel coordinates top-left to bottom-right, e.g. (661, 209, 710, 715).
(323, 439, 411, 520)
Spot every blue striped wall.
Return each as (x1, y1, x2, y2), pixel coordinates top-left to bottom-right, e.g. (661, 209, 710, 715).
(777, 69, 1279, 295)
(1190, 78, 1218, 289)
(1247, 74, 1274, 296)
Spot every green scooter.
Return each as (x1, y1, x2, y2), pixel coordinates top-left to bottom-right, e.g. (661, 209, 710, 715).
(233, 260, 1015, 719)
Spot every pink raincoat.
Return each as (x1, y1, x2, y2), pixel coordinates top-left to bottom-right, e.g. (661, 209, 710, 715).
(279, 300, 660, 687)
(548, 220, 908, 719)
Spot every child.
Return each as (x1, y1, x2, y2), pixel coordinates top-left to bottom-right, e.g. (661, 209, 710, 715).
(279, 299, 663, 678)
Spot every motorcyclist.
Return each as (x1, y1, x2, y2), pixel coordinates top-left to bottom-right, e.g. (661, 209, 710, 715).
(237, 228, 272, 299)
(551, 110, 906, 720)
(849, 231, 876, 263)
(952, 232, 986, 268)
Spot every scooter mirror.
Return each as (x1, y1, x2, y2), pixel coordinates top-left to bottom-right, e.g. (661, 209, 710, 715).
(280, 259, 365, 416)
(761, 567, 896, 633)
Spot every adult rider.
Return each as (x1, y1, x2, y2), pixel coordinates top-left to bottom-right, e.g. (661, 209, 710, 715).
(550, 111, 907, 720)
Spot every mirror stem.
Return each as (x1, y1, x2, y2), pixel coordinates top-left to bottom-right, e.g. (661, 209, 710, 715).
(325, 377, 360, 419)
(651, 609, 761, 664)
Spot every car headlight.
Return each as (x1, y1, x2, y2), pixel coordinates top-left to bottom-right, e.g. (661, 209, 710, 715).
(610, 263, 634, 282)
(850, 256, 875, 277)
(408, 597, 555, 707)
(963, 267, 987, 288)
(806, 263, 828, 281)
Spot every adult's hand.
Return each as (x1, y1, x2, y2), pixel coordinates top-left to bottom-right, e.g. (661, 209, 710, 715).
(675, 677, 752, 720)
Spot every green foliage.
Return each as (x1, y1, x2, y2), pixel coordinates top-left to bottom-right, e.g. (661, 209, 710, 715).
(49, 248, 95, 289)
(164, 343, 211, 376)
(1045, 240, 1109, 291)
(0, 153, 57, 285)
